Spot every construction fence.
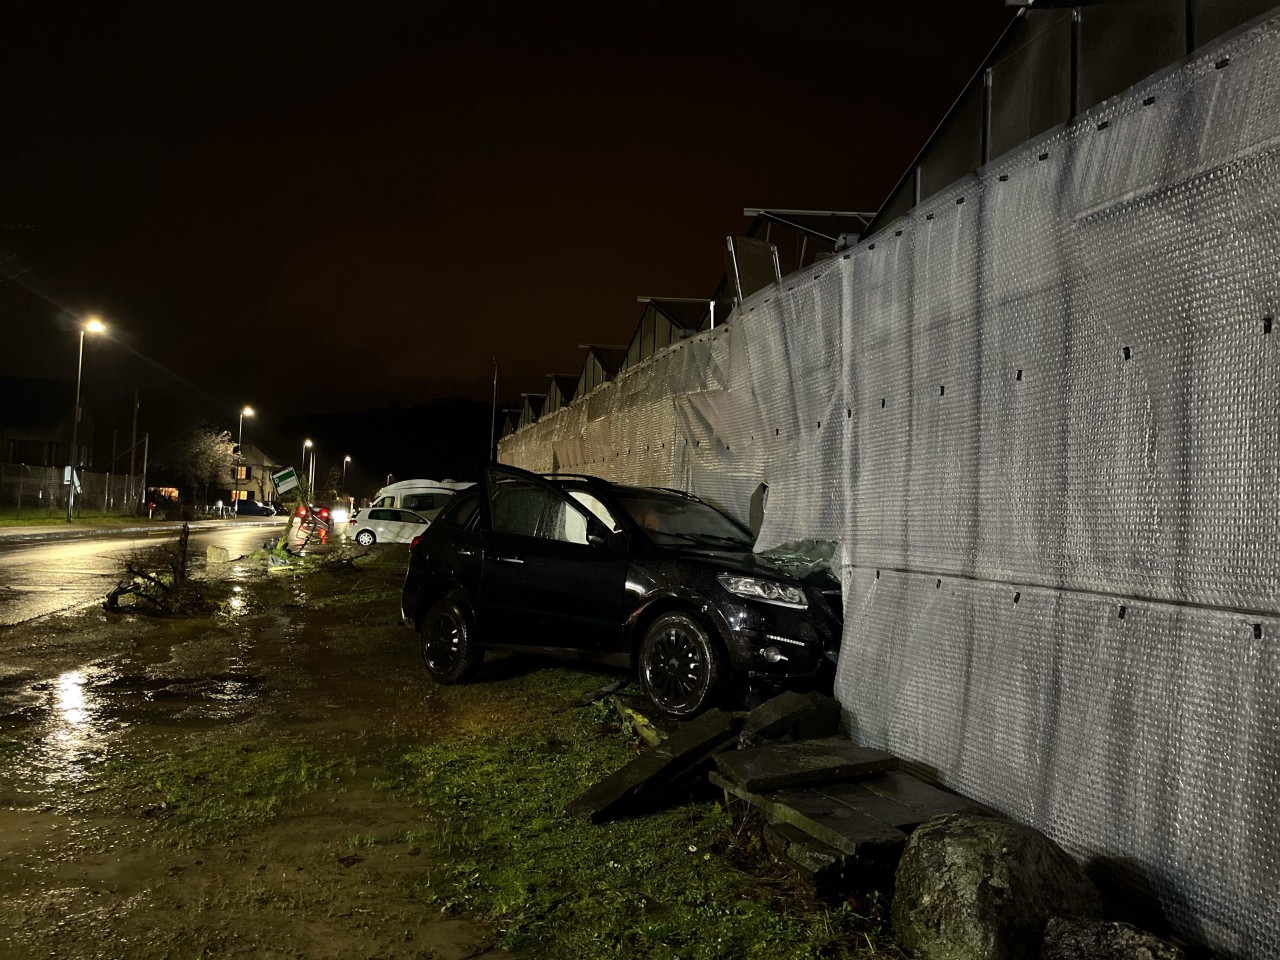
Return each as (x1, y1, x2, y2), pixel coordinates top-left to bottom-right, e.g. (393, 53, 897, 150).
(0, 463, 143, 518)
(501, 14, 1280, 958)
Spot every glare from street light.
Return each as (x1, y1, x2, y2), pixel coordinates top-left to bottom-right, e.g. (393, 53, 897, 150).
(85, 316, 107, 334)
(242, 406, 255, 417)
(304, 438, 313, 447)
(344, 455, 351, 463)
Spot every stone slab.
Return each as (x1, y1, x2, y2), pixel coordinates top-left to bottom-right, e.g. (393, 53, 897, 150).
(566, 708, 741, 823)
(206, 545, 231, 564)
(713, 736, 898, 792)
(858, 770, 986, 819)
(814, 781, 930, 829)
(763, 822, 846, 889)
(710, 772, 907, 857)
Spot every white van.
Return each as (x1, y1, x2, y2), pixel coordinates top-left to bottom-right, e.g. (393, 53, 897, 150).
(366, 478, 474, 522)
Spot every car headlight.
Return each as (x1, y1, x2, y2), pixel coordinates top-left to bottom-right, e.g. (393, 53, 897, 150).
(716, 573, 808, 609)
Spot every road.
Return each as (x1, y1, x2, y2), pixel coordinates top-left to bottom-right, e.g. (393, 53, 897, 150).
(0, 521, 287, 627)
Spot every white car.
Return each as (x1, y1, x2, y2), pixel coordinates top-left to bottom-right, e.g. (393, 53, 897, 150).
(348, 507, 430, 546)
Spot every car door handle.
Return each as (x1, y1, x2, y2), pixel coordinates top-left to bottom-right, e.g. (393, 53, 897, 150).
(458, 548, 476, 557)
(495, 556, 524, 564)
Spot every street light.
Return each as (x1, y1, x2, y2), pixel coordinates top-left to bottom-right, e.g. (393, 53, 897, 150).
(66, 316, 107, 522)
(235, 406, 255, 515)
(342, 455, 351, 494)
(302, 439, 313, 497)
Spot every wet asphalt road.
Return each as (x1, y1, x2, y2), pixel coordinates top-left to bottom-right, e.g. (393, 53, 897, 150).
(0, 521, 287, 627)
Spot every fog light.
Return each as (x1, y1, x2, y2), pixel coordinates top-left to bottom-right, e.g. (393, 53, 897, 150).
(762, 646, 789, 664)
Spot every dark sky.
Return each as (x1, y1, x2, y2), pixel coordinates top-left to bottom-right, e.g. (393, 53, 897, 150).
(1, 1, 1012, 434)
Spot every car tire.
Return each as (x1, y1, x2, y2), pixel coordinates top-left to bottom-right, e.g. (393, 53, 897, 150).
(355, 529, 376, 546)
(638, 611, 726, 719)
(420, 598, 483, 684)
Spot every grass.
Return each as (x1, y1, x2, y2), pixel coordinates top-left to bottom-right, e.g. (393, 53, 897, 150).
(115, 740, 353, 843)
(383, 685, 893, 959)
(0, 508, 151, 528)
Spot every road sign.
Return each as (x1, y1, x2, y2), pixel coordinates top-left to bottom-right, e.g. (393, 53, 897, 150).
(62, 467, 82, 494)
(272, 466, 300, 494)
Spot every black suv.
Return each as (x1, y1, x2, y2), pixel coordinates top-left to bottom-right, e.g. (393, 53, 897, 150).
(400, 465, 842, 717)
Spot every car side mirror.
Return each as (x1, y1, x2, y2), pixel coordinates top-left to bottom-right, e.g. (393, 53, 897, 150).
(587, 531, 608, 548)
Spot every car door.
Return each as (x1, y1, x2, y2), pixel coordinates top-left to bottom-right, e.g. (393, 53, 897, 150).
(478, 465, 628, 649)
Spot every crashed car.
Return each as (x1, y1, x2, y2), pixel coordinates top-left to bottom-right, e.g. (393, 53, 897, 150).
(400, 464, 842, 718)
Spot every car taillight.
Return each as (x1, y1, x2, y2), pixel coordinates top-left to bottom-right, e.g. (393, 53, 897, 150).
(410, 535, 422, 550)
(319, 508, 329, 519)
(297, 506, 309, 517)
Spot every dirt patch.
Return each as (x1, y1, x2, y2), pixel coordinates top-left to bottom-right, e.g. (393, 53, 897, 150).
(0, 548, 508, 959)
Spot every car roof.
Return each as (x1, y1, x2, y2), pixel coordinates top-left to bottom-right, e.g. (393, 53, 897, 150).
(543, 473, 701, 502)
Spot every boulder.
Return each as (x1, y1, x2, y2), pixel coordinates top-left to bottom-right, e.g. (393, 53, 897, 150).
(1040, 918, 1185, 960)
(893, 813, 1101, 960)
(206, 545, 231, 564)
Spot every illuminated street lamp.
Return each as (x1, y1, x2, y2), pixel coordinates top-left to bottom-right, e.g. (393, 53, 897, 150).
(302, 439, 313, 497)
(66, 316, 107, 522)
(342, 455, 351, 493)
(234, 406, 255, 515)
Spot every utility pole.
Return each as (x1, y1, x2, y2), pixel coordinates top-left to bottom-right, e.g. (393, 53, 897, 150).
(489, 356, 498, 462)
(128, 390, 138, 510)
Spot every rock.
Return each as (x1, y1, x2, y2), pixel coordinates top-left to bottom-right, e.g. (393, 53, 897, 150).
(893, 813, 1102, 960)
(206, 545, 231, 564)
(713, 736, 898, 792)
(566, 708, 741, 823)
(1040, 918, 1185, 960)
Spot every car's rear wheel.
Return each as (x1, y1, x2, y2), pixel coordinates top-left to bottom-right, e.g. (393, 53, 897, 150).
(420, 598, 483, 684)
(639, 612, 725, 718)
(355, 529, 375, 546)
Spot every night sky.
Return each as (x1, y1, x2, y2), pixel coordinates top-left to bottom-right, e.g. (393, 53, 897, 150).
(0, 1, 1011, 483)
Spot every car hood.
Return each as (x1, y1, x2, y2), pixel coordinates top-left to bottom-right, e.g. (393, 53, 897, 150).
(661, 545, 810, 582)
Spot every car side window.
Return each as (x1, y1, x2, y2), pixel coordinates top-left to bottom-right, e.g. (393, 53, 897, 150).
(369, 508, 393, 521)
(400, 511, 427, 524)
(489, 480, 589, 545)
(441, 495, 480, 529)
(403, 494, 436, 511)
(568, 491, 621, 533)
(373, 496, 395, 508)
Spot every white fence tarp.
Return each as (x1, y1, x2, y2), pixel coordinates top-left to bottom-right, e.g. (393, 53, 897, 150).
(501, 16, 1280, 956)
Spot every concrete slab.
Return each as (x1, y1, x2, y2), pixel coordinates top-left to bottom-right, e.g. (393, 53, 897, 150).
(566, 708, 741, 823)
(857, 770, 986, 819)
(813, 781, 930, 829)
(710, 772, 907, 858)
(713, 737, 898, 792)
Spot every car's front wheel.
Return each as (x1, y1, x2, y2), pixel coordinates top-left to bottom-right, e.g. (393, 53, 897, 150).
(420, 598, 483, 684)
(355, 529, 376, 546)
(639, 611, 726, 718)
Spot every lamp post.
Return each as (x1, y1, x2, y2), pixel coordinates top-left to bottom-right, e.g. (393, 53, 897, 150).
(66, 316, 107, 522)
(235, 406, 255, 514)
(342, 455, 351, 494)
(302, 439, 313, 498)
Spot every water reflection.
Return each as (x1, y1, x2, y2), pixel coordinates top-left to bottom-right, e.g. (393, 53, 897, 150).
(42, 669, 101, 789)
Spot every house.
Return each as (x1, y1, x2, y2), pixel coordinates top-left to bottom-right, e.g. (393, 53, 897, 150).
(0, 376, 95, 469)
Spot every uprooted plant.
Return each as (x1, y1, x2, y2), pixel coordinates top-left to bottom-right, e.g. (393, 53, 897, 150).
(103, 522, 205, 615)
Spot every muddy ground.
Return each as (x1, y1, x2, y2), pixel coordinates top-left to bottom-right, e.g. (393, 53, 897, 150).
(0, 547, 516, 960)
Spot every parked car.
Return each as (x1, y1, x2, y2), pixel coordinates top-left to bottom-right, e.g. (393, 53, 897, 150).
(400, 465, 842, 718)
(234, 499, 275, 516)
(349, 507, 430, 546)
(369, 479, 474, 522)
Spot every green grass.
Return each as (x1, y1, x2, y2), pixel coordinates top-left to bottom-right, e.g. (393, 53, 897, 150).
(0, 508, 150, 528)
(384, 690, 890, 959)
(116, 740, 353, 842)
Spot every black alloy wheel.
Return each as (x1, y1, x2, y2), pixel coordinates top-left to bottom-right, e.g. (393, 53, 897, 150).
(420, 598, 483, 684)
(639, 612, 726, 718)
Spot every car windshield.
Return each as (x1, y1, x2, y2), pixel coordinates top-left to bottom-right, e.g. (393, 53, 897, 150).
(614, 492, 753, 548)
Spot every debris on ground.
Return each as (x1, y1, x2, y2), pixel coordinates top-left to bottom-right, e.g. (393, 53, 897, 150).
(738, 688, 842, 747)
(103, 522, 204, 615)
(563, 677, 629, 709)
